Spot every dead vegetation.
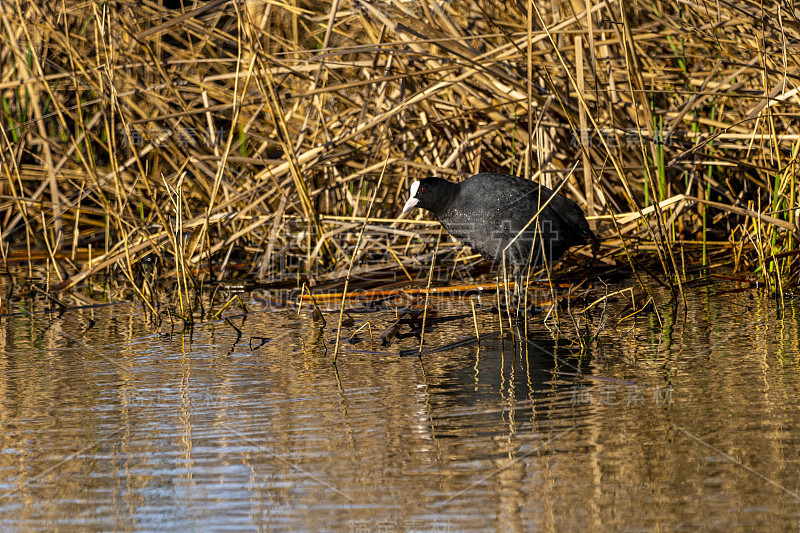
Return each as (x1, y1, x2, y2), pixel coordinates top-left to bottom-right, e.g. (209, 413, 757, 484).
(1, 0, 799, 314)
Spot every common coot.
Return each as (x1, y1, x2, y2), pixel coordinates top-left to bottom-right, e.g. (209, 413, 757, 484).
(402, 172, 596, 297)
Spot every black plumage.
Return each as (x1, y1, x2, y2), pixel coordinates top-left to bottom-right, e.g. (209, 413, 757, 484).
(402, 172, 596, 288)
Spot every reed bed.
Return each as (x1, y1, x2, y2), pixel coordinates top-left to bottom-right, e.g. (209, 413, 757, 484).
(1, 0, 799, 312)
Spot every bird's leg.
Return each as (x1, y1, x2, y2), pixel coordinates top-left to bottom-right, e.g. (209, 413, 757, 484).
(512, 265, 524, 315)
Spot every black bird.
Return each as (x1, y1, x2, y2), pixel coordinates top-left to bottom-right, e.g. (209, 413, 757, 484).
(402, 172, 596, 302)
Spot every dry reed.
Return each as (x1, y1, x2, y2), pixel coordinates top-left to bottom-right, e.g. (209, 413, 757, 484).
(1, 0, 799, 304)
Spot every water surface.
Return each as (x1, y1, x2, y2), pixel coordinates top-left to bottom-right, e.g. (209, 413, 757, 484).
(1, 281, 799, 531)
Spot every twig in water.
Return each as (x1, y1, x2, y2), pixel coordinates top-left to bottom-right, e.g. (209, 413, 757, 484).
(333, 158, 388, 363)
(417, 227, 443, 356)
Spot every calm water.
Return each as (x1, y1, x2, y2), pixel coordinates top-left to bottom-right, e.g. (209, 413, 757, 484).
(1, 280, 799, 532)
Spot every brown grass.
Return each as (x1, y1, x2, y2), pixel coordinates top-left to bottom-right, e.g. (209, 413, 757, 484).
(1, 0, 799, 306)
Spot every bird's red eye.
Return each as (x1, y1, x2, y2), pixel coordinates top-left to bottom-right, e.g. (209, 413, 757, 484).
(420, 186, 427, 192)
